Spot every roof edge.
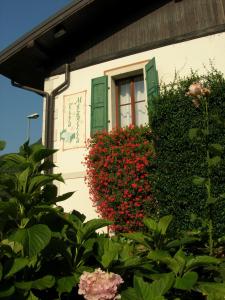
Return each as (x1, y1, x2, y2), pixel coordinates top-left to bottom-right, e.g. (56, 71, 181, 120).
(0, 0, 95, 64)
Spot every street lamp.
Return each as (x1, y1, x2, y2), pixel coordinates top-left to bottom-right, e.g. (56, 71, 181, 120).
(26, 113, 39, 141)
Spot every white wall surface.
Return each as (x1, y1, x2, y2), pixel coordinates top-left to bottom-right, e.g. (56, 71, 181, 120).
(44, 32, 225, 219)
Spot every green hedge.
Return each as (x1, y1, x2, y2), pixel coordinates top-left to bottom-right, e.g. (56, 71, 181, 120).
(151, 69, 225, 235)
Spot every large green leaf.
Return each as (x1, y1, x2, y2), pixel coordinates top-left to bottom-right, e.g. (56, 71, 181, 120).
(30, 147, 57, 163)
(27, 292, 39, 300)
(143, 218, 157, 232)
(148, 250, 181, 274)
(3, 153, 27, 165)
(31, 275, 55, 290)
(100, 239, 120, 268)
(4, 258, 29, 279)
(174, 272, 198, 291)
(198, 282, 225, 299)
(122, 232, 152, 248)
(185, 256, 220, 271)
(78, 219, 111, 243)
(15, 275, 55, 290)
(158, 215, 173, 235)
(57, 276, 77, 294)
(28, 174, 63, 193)
(56, 192, 74, 202)
(9, 224, 51, 257)
(134, 274, 174, 300)
(17, 167, 30, 192)
(134, 276, 152, 300)
(149, 273, 174, 297)
(121, 287, 139, 300)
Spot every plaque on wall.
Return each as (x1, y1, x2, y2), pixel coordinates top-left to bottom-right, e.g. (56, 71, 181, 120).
(60, 91, 87, 150)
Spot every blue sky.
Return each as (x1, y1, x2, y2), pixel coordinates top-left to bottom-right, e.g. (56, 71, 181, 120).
(0, 0, 71, 154)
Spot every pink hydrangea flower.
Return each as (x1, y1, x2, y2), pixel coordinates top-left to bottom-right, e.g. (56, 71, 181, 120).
(78, 268, 124, 300)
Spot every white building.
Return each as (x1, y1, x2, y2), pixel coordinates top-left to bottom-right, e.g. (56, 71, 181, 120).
(0, 0, 225, 219)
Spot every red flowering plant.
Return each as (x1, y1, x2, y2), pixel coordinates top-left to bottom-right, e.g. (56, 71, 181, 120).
(84, 125, 157, 232)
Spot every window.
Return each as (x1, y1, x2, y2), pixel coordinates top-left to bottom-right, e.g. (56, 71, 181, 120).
(115, 74, 148, 128)
(90, 57, 158, 135)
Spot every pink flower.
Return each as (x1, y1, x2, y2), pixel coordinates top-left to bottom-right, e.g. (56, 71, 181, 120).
(187, 82, 203, 98)
(78, 269, 124, 300)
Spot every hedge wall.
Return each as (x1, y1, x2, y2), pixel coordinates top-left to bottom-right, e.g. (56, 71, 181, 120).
(151, 69, 225, 235)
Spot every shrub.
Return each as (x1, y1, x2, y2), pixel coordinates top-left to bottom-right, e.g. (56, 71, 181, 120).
(85, 125, 156, 232)
(151, 68, 225, 236)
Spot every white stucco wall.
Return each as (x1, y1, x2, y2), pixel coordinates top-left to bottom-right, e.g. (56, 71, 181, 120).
(43, 32, 225, 220)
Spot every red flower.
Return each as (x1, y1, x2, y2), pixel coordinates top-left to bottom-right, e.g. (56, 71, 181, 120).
(131, 183, 138, 189)
(84, 125, 156, 232)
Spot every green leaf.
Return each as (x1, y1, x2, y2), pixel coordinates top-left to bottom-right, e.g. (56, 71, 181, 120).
(27, 292, 39, 300)
(207, 197, 219, 205)
(31, 147, 57, 163)
(192, 176, 206, 186)
(57, 192, 74, 202)
(78, 219, 111, 243)
(101, 239, 120, 268)
(9, 224, 51, 257)
(121, 288, 139, 300)
(143, 218, 157, 232)
(208, 156, 221, 167)
(57, 276, 77, 294)
(3, 153, 27, 165)
(4, 258, 29, 279)
(174, 272, 198, 290)
(122, 232, 152, 248)
(148, 250, 182, 274)
(158, 215, 173, 235)
(0, 284, 15, 298)
(0, 141, 6, 151)
(209, 143, 223, 154)
(28, 175, 55, 193)
(189, 128, 200, 140)
(31, 275, 55, 290)
(185, 256, 220, 271)
(16, 275, 55, 291)
(149, 273, 174, 298)
(17, 167, 30, 192)
(198, 282, 225, 299)
(134, 276, 152, 300)
(134, 273, 174, 300)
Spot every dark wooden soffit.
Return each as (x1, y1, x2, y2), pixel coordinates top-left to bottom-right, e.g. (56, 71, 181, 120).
(0, 0, 225, 90)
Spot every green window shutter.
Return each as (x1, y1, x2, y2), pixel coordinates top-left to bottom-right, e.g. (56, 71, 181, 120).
(91, 75, 108, 136)
(145, 57, 159, 121)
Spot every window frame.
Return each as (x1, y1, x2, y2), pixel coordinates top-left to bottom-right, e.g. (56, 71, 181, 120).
(115, 74, 145, 128)
(104, 60, 149, 130)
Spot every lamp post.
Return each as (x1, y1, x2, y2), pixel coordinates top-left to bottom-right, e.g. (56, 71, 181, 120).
(26, 113, 39, 141)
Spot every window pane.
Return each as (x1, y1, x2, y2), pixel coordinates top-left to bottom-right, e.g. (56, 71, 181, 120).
(134, 77, 145, 102)
(120, 105, 132, 127)
(120, 82, 131, 105)
(135, 101, 148, 126)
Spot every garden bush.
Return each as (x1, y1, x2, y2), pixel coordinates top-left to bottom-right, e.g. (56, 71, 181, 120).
(151, 68, 225, 236)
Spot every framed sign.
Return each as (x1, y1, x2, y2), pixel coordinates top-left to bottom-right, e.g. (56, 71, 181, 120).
(60, 91, 87, 150)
